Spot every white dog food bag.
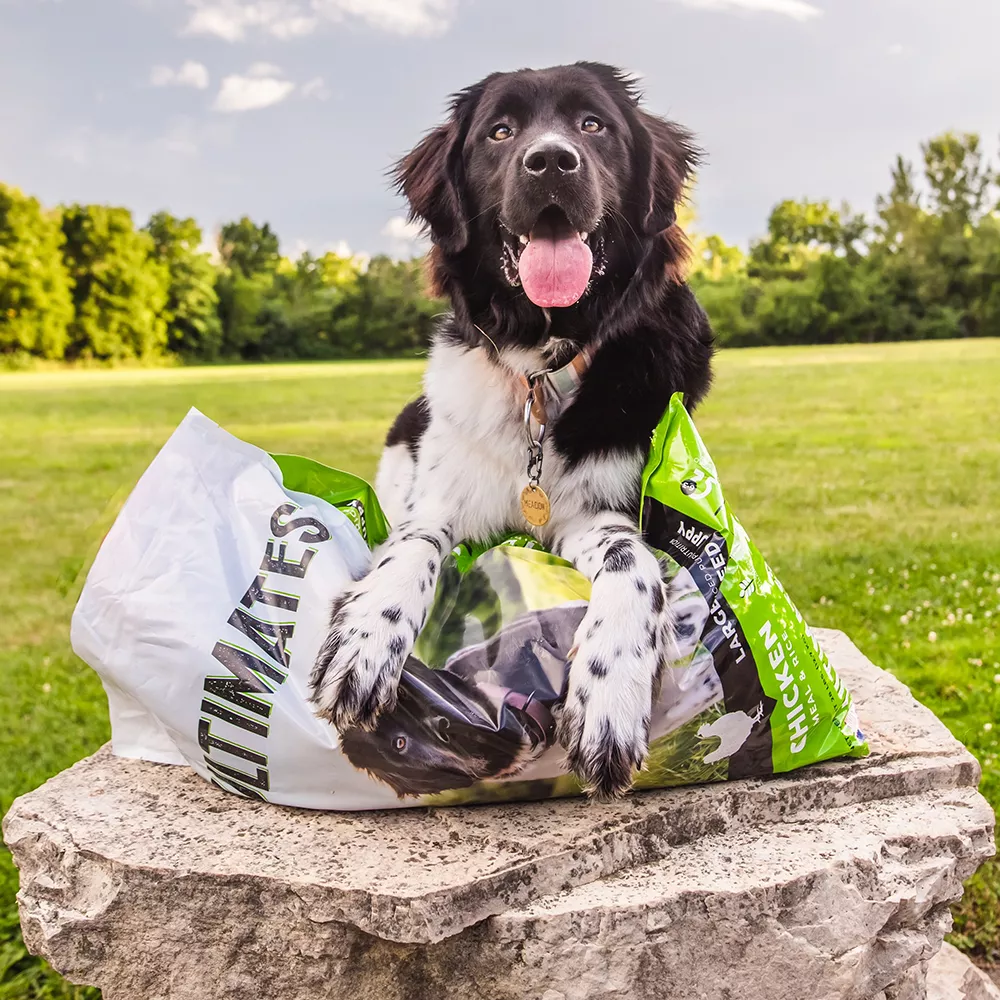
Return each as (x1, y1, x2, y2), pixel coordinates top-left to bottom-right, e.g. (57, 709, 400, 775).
(72, 408, 403, 810)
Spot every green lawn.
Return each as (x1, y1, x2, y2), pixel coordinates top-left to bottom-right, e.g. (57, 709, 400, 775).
(2, 340, 999, 997)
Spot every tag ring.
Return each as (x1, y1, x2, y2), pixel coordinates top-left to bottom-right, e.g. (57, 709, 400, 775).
(523, 369, 551, 449)
(523, 393, 546, 448)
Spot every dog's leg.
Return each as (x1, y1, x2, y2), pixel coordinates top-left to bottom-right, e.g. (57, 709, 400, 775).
(554, 511, 677, 799)
(309, 409, 509, 732)
(375, 442, 416, 528)
(309, 511, 454, 731)
(375, 398, 428, 527)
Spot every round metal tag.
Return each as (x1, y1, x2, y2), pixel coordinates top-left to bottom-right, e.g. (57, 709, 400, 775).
(520, 484, 551, 527)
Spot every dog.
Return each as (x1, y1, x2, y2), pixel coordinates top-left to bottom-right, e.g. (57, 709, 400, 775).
(310, 62, 715, 799)
(338, 604, 585, 796)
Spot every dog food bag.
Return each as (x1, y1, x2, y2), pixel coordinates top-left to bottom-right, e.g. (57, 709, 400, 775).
(72, 400, 866, 812)
(638, 392, 868, 781)
(71, 407, 399, 810)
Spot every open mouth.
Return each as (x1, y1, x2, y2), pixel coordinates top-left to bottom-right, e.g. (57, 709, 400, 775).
(500, 207, 606, 309)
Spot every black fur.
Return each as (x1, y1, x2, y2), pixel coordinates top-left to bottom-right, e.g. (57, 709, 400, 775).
(390, 61, 714, 466)
(603, 538, 636, 573)
(385, 397, 431, 458)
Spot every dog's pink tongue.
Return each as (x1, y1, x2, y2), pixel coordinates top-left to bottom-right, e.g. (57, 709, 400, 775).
(518, 220, 593, 308)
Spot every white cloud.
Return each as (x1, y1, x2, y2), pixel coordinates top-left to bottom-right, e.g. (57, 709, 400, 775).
(214, 69, 295, 111)
(185, 3, 250, 40)
(247, 61, 283, 77)
(667, 0, 821, 21)
(887, 42, 905, 56)
(301, 76, 330, 100)
(313, 0, 455, 36)
(150, 60, 210, 89)
(184, 0, 455, 40)
(289, 238, 371, 269)
(328, 239, 360, 260)
(185, 1, 318, 42)
(382, 215, 430, 258)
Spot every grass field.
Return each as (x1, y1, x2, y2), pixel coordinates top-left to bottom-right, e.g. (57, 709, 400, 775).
(2, 339, 999, 997)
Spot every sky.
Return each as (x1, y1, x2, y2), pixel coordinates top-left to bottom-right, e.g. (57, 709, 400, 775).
(1, 0, 999, 260)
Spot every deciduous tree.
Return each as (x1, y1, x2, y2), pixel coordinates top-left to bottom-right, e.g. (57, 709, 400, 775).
(145, 212, 222, 358)
(0, 184, 74, 359)
(61, 204, 170, 360)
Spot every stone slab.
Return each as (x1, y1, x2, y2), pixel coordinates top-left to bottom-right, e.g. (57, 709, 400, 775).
(3, 630, 995, 1000)
(3, 630, 982, 948)
(6, 778, 992, 999)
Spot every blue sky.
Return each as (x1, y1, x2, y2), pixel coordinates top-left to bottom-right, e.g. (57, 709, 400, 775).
(1, 0, 998, 259)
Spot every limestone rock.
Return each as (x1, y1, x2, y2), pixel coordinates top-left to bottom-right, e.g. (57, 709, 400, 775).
(4, 630, 995, 1000)
(926, 944, 1000, 1000)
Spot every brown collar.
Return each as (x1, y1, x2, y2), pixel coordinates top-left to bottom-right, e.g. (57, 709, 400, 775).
(516, 345, 595, 429)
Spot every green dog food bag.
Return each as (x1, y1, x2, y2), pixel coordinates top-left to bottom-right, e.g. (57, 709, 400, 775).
(639, 392, 868, 779)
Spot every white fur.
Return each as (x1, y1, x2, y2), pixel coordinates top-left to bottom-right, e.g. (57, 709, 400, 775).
(375, 443, 416, 527)
(554, 510, 678, 792)
(311, 340, 678, 795)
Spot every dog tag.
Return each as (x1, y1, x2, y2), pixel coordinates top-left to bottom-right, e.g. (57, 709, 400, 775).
(520, 484, 551, 527)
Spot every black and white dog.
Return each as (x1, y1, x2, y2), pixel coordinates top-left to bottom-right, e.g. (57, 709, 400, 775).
(310, 62, 715, 799)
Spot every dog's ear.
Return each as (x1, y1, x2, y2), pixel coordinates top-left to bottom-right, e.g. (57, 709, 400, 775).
(634, 110, 700, 237)
(393, 84, 485, 254)
(575, 63, 700, 238)
(393, 121, 466, 253)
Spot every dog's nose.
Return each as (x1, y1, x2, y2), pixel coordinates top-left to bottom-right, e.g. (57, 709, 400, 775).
(522, 139, 581, 176)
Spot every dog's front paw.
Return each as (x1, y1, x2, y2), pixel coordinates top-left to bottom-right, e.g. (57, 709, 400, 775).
(309, 579, 419, 732)
(558, 583, 675, 799)
(557, 658, 651, 800)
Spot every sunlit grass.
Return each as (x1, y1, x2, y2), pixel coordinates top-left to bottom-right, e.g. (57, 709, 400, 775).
(2, 339, 999, 995)
(0, 357, 426, 391)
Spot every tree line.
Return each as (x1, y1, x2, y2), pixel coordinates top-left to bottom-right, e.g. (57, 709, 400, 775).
(0, 200, 444, 364)
(2, 130, 999, 365)
(686, 131, 1000, 346)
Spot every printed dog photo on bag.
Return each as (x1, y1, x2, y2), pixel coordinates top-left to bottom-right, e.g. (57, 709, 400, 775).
(335, 543, 727, 801)
(337, 604, 584, 797)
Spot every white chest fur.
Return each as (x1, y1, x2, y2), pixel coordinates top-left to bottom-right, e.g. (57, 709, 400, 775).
(376, 340, 644, 545)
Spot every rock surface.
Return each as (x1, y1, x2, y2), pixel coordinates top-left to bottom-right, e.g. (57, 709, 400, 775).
(4, 630, 995, 1000)
(927, 945, 1000, 1000)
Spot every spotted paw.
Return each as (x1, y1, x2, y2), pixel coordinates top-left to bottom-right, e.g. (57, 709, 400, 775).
(557, 656, 652, 799)
(309, 577, 422, 732)
(557, 580, 676, 799)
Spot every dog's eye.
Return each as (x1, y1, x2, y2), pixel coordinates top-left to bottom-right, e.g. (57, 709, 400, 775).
(489, 123, 514, 141)
(393, 736, 407, 752)
(581, 116, 604, 134)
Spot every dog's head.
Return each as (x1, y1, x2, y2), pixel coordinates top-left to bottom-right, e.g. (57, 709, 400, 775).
(337, 657, 545, 798)
(394, 62, 699, 343)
